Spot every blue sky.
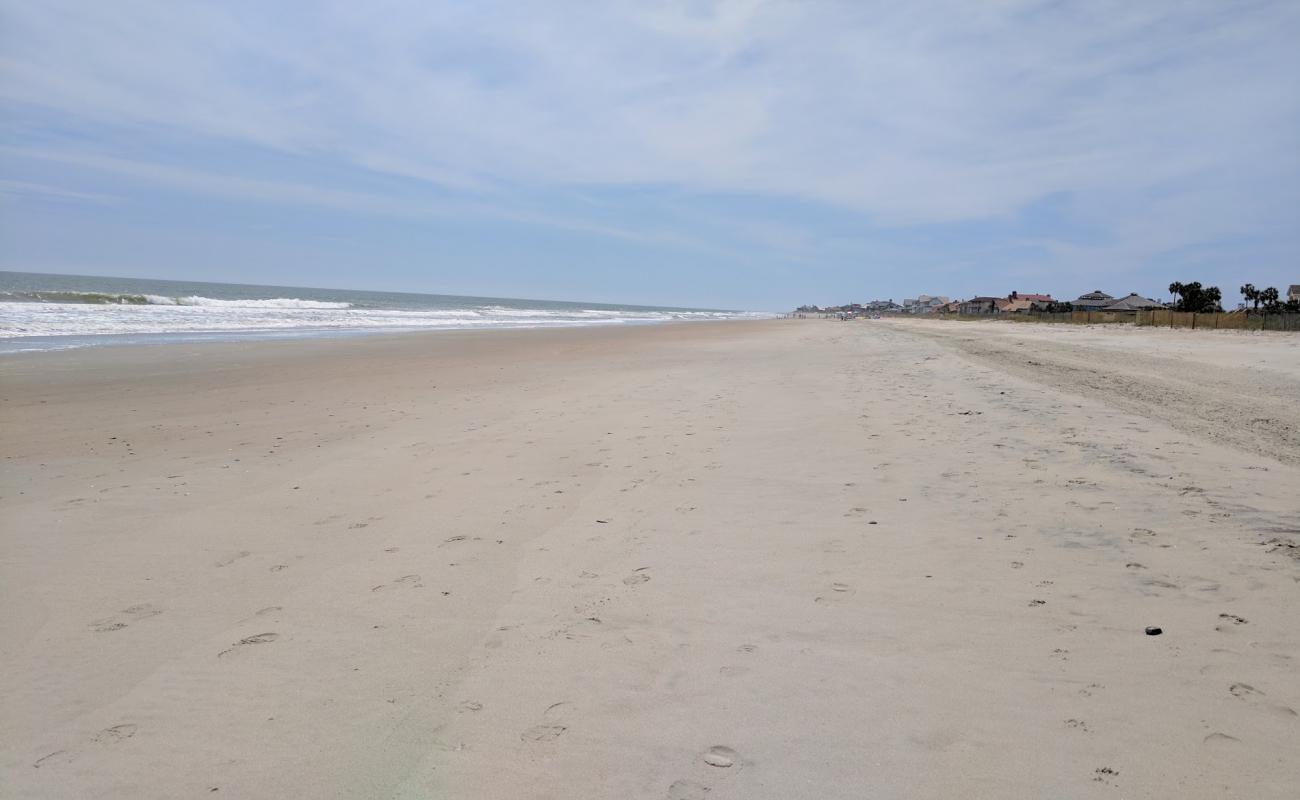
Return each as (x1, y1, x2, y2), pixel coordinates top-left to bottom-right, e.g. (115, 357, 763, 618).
(1, 1, 1297, 310)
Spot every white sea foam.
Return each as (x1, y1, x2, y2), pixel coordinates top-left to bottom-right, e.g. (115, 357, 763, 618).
(141, 295, 352, 309)
(0, 298, 774, 344)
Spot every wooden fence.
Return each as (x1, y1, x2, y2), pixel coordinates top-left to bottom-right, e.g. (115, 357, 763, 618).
(1135, 310, 1300, 331)
(937, 310, 1300, 331)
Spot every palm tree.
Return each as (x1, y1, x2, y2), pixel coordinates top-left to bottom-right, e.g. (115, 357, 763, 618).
(1168, 282, 1184, 304)
(1260, 287, 1280, 313)
(1202, 286, 1222, 312)
(1240, 283, 1259, 311)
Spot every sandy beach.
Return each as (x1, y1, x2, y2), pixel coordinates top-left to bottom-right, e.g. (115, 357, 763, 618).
(2, 319, 1297, 799)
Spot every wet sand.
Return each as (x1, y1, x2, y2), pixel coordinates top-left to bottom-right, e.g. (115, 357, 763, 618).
(2, 319, 1297, 798)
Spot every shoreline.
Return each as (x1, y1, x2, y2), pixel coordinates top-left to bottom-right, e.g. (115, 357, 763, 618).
(0, 316, 775, 356)
(3, 319, 1297, 798)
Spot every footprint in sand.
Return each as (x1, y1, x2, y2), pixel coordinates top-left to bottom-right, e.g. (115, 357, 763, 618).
(92, 724, 137, 744)
(815, 583, 855, 605)
(667, 779, 711, 799)
(214, 551, 251, 568)
(33, 749, 75, 769)
(90, 603, 162, 633)
(372, 574, 423, 591)
(1130, 528, 1157, 542)
(1215, 613, 1248, 631)
(520, 724, 566, 742)
(623, 570, 651, 586)
(1227, 683, 1298, 717)
(1203, 732, 1241, 747)
(218, 632, 279, 658)
(702, 745, 738, 768)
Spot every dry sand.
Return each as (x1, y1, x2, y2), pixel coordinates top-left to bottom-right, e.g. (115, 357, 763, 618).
(1, 319, 1297, 799)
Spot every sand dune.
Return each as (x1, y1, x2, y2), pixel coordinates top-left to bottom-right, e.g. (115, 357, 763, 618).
(2, 320, 1297, 798)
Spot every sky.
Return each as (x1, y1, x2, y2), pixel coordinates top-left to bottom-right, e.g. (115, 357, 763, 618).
(1, 1, 1297, 310)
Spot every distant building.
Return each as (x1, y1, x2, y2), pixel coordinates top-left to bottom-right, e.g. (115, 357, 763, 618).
(1288, 285, 1300, 302)
(1103, 293, 1165, 311)
(916, 295, 949, 313)
(995, 297, 1035, 314)
(862, 299, 902, 313)
(1073, 290, 1115, 310)
(900, 295, 949, 314)
(998, 292, 1051, 313)
(958, 297, 1001, 315)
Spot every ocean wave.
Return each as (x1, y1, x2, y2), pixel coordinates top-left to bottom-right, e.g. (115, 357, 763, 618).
(141, 295, 352, 309)
(1, 290, 353, 309)
(0, 290, 155, 305)
(0, 291, 776, 345)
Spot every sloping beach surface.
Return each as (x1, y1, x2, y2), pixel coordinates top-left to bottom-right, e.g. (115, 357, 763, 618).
(2, 320, 1297, 798)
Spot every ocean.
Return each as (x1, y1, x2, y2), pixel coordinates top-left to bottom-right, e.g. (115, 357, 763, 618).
(0, 271, 772, 353)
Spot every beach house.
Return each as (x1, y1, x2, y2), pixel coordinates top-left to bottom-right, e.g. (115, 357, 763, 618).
(958, 297, 1001, 315)
(1073, 290, 1115, 310)
(1103, 293, 1165, 311)
(994, 297, 1035, 314)
(1012, 293, 1052, 304)
(911, 295, 949, 313)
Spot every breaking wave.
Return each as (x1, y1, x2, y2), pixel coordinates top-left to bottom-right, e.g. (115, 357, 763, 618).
(1, 298, 773, 342)
(1, 290, 351, 309)
(141, 295, 352, 309)
(0, 275, 775, 349)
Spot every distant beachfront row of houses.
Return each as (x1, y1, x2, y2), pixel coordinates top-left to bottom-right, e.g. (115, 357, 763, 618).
(804, 289, 1170, 317)
(949, 289, 1168, 315)
(797, 285, 1300, 319)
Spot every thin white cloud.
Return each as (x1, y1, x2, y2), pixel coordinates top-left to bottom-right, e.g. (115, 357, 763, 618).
(0, 144, 754, 260)
(0, 145, 390, 211)
(0, 178, 117, 204)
